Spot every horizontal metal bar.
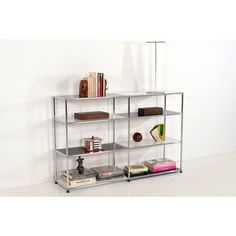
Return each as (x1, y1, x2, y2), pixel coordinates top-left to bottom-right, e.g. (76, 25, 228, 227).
(146, 41, 166, 43)
(129, 168, 181, 180)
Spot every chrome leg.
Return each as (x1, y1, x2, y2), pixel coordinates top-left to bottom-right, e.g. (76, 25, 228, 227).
(180, 93, 184, 172)
(112, 98, 116, 166)
(53, 97, 57, 183)
(163, 94, 167, 162)
(65, 100, 69, 185)
(128, 97, 131, 181)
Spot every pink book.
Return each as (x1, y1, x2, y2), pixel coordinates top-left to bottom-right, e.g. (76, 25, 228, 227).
(144, 158, 176, 173)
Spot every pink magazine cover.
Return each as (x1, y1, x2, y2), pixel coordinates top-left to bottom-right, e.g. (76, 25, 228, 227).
(145, 158, 176, 173)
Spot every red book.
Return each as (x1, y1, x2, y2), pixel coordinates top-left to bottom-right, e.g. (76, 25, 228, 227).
(100, 74, 102, 97)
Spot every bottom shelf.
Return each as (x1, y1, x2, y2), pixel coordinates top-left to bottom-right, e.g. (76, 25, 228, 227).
(57, 175, 128, 191)
(56, 168, 181, 192)
(128, 168, 181, 180)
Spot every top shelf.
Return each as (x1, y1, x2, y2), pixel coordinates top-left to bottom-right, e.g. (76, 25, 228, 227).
(54, 91, 183, 101)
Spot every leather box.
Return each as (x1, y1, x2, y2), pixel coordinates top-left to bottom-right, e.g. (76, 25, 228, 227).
(138, 107, 163, 116)
(74, 111, 109, 120)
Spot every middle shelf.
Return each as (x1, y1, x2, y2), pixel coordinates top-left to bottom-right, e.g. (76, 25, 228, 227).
(55, 110, 182, 125)
(56, 137, 181, 158)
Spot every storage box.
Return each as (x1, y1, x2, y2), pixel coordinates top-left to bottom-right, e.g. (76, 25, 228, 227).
(138, 107, 163, 116)
(74, 111, 109, 120)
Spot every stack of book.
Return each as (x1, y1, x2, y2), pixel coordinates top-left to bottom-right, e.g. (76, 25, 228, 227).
(87, 72, 106, 97)
(124, 164, 149, 177)
(92, 165, 124, 180)
(62, 169, 96, 187)
(144, 158, 176, 173)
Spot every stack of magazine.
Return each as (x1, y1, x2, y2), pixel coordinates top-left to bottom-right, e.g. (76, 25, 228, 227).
(92, 165, 124, 180)
(144, 158, 176, 173)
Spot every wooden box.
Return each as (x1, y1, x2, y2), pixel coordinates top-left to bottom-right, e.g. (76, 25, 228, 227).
(74, 111, 109, 120)
(138, 107, 163, 116)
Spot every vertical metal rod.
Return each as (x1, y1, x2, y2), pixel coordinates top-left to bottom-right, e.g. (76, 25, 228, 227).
(112, 98, 116, 166)
(128, 97, 131, 180)
(53, 97, 57, 182)
(65, 99, 69, 185)
(163, 94, 167, 162)
(180, 93, 184, 172)
(154, 43, 157, 90)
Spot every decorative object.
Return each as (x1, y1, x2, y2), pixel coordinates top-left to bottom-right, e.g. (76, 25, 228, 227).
(133, 132, 143, 142)
(83, 136, 104, 152)
(74, 111, 109, 120)
(92, 165, 124, 180)
(150, 124, 165, 142)
(79, 79, 88, 98)
(79, 72, 108, 98)
(76, 156, 84, 174)
(144, 158, 176, 173)
(138, 107, 163, 116)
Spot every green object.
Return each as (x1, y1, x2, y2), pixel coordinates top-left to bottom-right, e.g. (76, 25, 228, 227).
(150, 124, 165, 142)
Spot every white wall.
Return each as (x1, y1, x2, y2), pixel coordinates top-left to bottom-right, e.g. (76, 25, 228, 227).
(0, 40, 235, 189)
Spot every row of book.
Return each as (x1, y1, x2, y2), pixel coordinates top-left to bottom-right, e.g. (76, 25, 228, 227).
(62, 159, 176, 187)
(87, 72, 106, 97)
(124, 158, 176, 177)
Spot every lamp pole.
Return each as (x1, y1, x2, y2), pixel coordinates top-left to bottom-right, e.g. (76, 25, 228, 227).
(146, 41, 165, 91)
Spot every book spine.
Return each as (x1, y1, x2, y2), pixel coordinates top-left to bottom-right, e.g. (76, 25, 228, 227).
(101, 73, 104, 96)
(100, 74, 102, 97)
(62, 176, 96, 187)
(95, 73, 97, 97)
(91, 75, 93, 97)
(97, 73, 100, 97)
(87, 76, 90, 97)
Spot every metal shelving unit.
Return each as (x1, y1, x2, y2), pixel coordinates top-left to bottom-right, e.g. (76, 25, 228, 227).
(53, 91, 184, 193)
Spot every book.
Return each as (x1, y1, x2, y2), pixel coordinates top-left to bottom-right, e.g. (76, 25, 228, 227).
(88, 72, 97, 97)
(100, 73, 103, 96)
(62, 176, 96, 187)
(63, 168, 96, 180)
(92, 165, 124, 178)
(87, 74, 92, 97)
(124, 164, 148, 174)
(144, 158, 176, 173)
(79, 72, 106, 98)
(97, 73, 100, 96)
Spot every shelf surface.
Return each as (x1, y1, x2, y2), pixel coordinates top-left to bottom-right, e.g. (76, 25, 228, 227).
(57, 175, 128, 190)
(54, 93, 126, 101)
(55, 113, 127, 124)
(118, 137, 181, 150)
(55, 110, 181, 125)
(121, 110, 181, 119)
(56, 142, 127, 157)
(57, 168, 181, 190)
(129, 168, 181, 180)
(54, 91, 183, 101)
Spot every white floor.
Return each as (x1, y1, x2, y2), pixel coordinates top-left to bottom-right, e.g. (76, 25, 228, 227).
(0, 152, 236, 197)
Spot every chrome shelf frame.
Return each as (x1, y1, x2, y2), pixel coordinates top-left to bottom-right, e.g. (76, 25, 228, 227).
(52, 91, 184, 192)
